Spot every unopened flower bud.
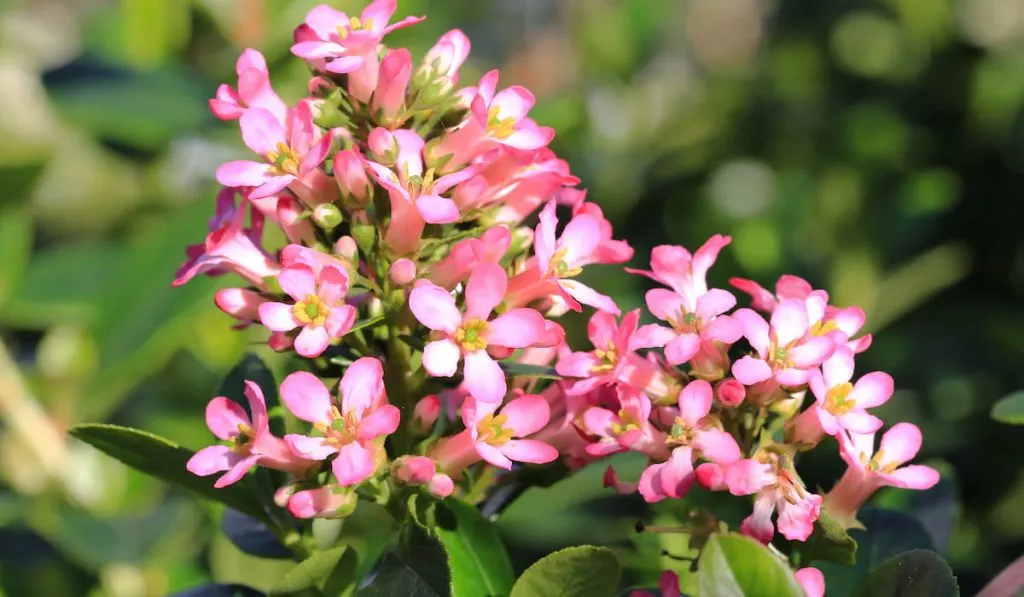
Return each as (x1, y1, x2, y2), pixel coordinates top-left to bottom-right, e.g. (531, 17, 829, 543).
(274, 483, 299, 508)
(215, 288, 267, 322)
(288, 486, 358, 519)
(367, 128, 398, 165)
(389, 259, 417, 286)
(351, 222, 377, 257)
(715, 378, 746, 408)
(393, 456, 436, 485)
(268, 331, 294, 352)
(412, 395, 441, 434)
(427, 473, 454, 498)
(333, 150, 371, 208)
(334, 236, 358, 261)
(313, 203, 343, 230)
(509, 226, 535, 255)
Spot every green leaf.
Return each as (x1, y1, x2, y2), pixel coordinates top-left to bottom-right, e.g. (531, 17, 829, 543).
(697, 534, 803, 597)
(0, 202, 33, 307)
(356, 553, 441, 597)
(431, 499, 515, 597)
(269, 546, 355, 597)
(992, 390, 1024, 424)
(69, 424, 269, 524)
(398, 501, 452, 597)
(817, 508, 935, 597)
(348, 316, 386, 335)
(849, 550, 959, 597)
(499, 362, 563, 380)
(793, 507, 857, 566)
(510, 545, 621, 597)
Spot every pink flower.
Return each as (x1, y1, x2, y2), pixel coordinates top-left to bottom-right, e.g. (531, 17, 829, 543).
(795, 568, 825, 597)
(280, 358, 400, 487)
(187, 381, 310, 488)
(637, 381, 741, 503)
(580, 386, 665, 458)
(258, 263, 357, 358)
(627, 235, 732, 307)
(824, 423, 940, 527)
(792, 347, 892, 443)
(434, 394, 558, 472)
(428, 226, 510, 289)
(392, 456, 454, 498)
(730, 274, 815, 313)
(333, 149, 373, 209)
(287, 485, 358, 518)
(174, 189, 279, 288)
(372, 48, 412, 125)
(365, 129, 479, 254)
(291, 1, 424, 101)
(459, 147, 578, 221)
(209, 49, 287, 124)
(409, 263, 551, 403)
(571, 200, 634, 264)
(508, 201, 627, 313)
(216, 101, 332, 200)
(715, 378, 746, 407)
(428, 71, 555, 170)
(215, 288, 268, 328)
(731, 299, 835, 387)
(419, 29, 471, 91)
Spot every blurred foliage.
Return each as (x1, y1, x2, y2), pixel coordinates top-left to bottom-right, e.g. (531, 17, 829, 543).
(0, 0, 1022, 594)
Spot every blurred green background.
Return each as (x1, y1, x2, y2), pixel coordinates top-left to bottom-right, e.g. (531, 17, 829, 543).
(0, 0, 1021, 594)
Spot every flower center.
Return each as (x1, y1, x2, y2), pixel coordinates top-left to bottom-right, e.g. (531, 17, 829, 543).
(866, 449, 899, 474)
(668, 417, 696, 445)
(671, 308, 700, 334)
(336, 16, 373, 39)
(455, 318, 489, 351)
(610, 409, 641, 435)
(267, 142, 300, 176)
(293, 294, 330, 326)
(824, 382, 855, 415)
(487, 106, 517, 139)
(477, 413, 514, 445)
(810, 319, 839, 337)
(591, 341, 619, 374)
(315, 405, 359, 446)
(546, 247, 582, 279)
(229, 423, 255, 455)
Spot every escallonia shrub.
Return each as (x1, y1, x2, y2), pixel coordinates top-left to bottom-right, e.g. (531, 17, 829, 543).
(71, 2, 961, 596)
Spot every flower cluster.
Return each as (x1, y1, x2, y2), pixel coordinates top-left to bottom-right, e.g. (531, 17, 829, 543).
(176, 2, 939, 594)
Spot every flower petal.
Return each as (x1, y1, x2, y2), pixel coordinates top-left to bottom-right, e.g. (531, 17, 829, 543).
(205, 397, 250, 441)
(239, 108, 286, 154)
(332, 442, 377, 486)
(501, 394, 550, 437)
(358, 405, 401, 441)
(258, 302, 299, 332)
(216, 160, 273, 188)
(465, 263, 507, 320)
(664, 333, 701, 365)
(499, 439, 558, 464)
(734, 308, 770, 355)
(278, 264, 317, 300)
(732, 356, 772, 385)
(678, 379, 713, 426)
(340, 357, 386, 416)
(295, 325, 331, 357)
(771, 300, 810, 347)
(284, 434, 337, 460)
(476, 442, 514, 469)
(423, 339, 461, 377)
(280, 370, 333, 424)
(694, 428, 742, 464)
(788, 337, 835, 368)
(463, 350, 506, 403)
(215, 454, 261, 488)
(878, 422, 923, 468)
(882, 464, 940, 490)
(187, 445, 240, 476)
(409, 282, 461, 333)
(416, 194, 460, 224)
(849, 371, 894, 409)
(487, 308, 545, 348)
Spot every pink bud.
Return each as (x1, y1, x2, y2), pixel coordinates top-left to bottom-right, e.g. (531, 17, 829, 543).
(274, 483, 299, 508)
(288, 486, 358, 519)
(334, 236, 358, 261)
(214, 288, 267, 322)
(695, 462, 728, 491)
(389, 258, 417, 286)
(715, 378, 746, 408)
(277, 197, 316, 244)
(412, 395, 441, 433)
(367, 128, 398, 164)
(268, 331, 294, 352)
(428, 473, 454, 498)
(422, 29, 471, 84)
(393, 456, 436, 485)
(308, 75, 335, 96)
(373, 49, 412, 123)
(333, 150, 371, 207)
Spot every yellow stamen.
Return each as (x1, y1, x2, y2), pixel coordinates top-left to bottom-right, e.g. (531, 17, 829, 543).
(547, 246, 583, 279)
(824, 382, 854, 415)
(454, 318, 489, 351)
(230, 423, 255, 454)
(487, 106, 517, 139)
(591, 341, 619, 374)
(477, 413, 514, 445)
(266, 142, 300, 176)
(610, 409, 641, 435)
(292, 294, 330, 327)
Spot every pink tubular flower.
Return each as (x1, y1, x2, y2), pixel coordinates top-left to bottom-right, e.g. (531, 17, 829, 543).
(795, 568, 825, 597)
(174, 189, 279, 288)
(580, 386, 665, 459)
(433, 394, 558, 472)
(333, 149, 373, 209)
(209, 49, 287, 124)
(291, 1, 424, 101)
(428, 70, 555, 170)
(428, 226, 510, 289)
(281, 359, 400, 487)
(791, 347, 892, 444)
(725, 456, 822, 543)
(731, 299, 835, 387)
(365, 129, 479, 254)
(637, 381, 741, 503)
(216, 101, 332, 200)
(506, 201, 627, 313)
(257, 263, 357, 358)
(409, 263, 551, 403)
(458, 147, 578, 222)
(187, 381, 310, 488)
(824, 423, 940, 527)
(372, 48, 412, 125)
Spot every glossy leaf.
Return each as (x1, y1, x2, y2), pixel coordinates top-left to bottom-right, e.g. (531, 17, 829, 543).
(793, 507, 858, 566)
(697, 533, 803, 597)
(510, 545, 621, 597)
(430, 499, 515, 597)
(356, 553, 441, 597)
(170, 584, 264, 597)
(398, 501, 452, 597)
(849, 550, 959, 597)
(498, 362, 562, 380)
(991, 390, 1024, 424)
(222, 509, 291, 559)
(69, 424, 269, 524)
(269, 546, 355, 596)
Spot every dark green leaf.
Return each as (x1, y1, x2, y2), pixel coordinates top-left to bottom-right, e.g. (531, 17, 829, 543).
(793, 507, 857, 566)
(697, 533, 803, 597)
(69, 424, 269, 524)
(335, 502, 399, 584)
(222, 509, 291, 559)
(170, 584, 264, 597)
(817, 508, 935, 597)
(991, 390, 1024, 424)
(356, 553, 441, 597)
(499, 362, 562, 380)
(349, 316, 386, 335)
(849, 550, 959, 597)
(431, 499, 515, 597)
(398, 502, 452, 597)
(269, 546, 350, 596)
(510, 545, 621, 597)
